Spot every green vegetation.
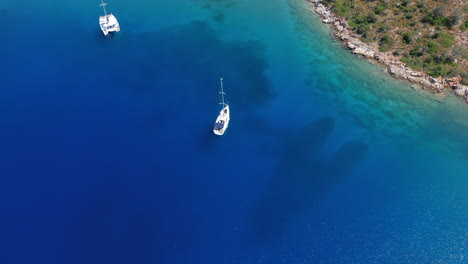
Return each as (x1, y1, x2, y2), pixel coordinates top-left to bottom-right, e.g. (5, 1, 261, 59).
(373, 2, 388, 15)
(402, 32, 413, 44)
(379, 35, 394, 52)
(452, 46, 468, 60)
(461, 21, 468, 31)
(401, 55, 453, 78)
(323, 0, 354, 18)
(433, 32, 454, 48)
(427, 41, 440, 54)
(422, 6, 451, 28)
(322, 0, 467, 81)
(448, 68, 468, 85)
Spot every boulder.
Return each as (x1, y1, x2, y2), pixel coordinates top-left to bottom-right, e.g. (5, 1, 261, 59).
(445, 76, 462, 87)
(410, 71, 423, 77)
(454, 84, 468, 98)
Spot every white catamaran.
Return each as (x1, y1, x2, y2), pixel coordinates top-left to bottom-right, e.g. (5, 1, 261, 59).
(213, 78, 230, 136)
(99, 1, 120, 36)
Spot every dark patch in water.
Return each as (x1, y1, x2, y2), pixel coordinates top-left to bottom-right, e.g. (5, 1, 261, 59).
(198, 0, 235, 23)
(251, 117, 368, 243)
(212, 12, 225, 23)
(94, 21, 274, 107)
(198, 0, 236, 7)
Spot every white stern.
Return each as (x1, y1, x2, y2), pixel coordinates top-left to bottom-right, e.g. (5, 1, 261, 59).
(213, 105, 230, 136)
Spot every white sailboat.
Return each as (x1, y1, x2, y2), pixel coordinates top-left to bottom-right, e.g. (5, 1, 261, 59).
(213, 78, 230, 136)
(99, 1, 120, 36)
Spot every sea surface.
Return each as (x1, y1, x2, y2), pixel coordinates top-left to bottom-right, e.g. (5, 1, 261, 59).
(2, 0, 468, 263)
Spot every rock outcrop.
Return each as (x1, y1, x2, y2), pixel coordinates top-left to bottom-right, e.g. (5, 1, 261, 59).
(306, 0, 467, 103)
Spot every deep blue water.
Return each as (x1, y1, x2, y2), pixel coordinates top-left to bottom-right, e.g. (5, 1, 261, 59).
(2, 1, 468, 263)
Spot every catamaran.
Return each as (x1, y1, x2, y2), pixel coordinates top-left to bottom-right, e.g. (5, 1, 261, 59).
(213, 78, 230, 136)
(99, 1, 120, 36)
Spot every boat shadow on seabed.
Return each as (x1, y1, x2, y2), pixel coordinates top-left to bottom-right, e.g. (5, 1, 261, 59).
(251, 117, 369, 243)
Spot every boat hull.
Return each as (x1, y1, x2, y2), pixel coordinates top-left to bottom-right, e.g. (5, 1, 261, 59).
(99, 14, 120, 36)
(213, 105, 230, 135)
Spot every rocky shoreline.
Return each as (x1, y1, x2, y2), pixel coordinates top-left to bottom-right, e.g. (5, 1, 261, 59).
(306, 0, 468, 103)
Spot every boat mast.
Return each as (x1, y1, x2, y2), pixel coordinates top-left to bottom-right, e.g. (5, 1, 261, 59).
(100, 0, 108, 16)
(219, 78, 226, 107)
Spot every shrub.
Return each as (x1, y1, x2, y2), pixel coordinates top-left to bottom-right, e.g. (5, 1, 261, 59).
(424, 56, 434, 64)
(329, 0, 354, 18)
(450, 8, 464, 26)
(427, 65, 451, 77)
(351, 13, 377, 26)
(422, 6, 451, 28)
(447, 68, 467, 78)
(367, 13, 378, 23)
(433, 32, 454, 48)
(409, 45, 428, 57)
(374, 2, 388, 15)
(402, 7, 417, 14)
(452, 46, 468, 59)
(434, 6, 446, 17)
(402, 32, 414, 44)
(427, 41, 440, 54)
(463, 75, 468, 86)
(448, 16, 461, 28)
(439, 51, 456, 64)
(349, 11, 378, 38)
(377, 23, 391, 33)
(356, 24, 371, 37)
(379, 35, 395, 52)
(353, 14, 367, 24)
(401, 56, 424, 70)
(422, 15, 450, 27)
(461, 21, 468, 31)
(431, 51, 456, 64)
(401, 0, 411, 7)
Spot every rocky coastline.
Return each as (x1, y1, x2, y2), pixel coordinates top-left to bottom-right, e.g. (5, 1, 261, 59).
(306, 0, 468, 103)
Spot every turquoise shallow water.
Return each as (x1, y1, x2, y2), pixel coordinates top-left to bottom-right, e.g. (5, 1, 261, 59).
(2, 0, 468, 263)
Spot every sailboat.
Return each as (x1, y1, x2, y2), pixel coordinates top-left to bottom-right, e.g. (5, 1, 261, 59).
(213, 78, 230, 136)
(99, 1, 120, 36)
